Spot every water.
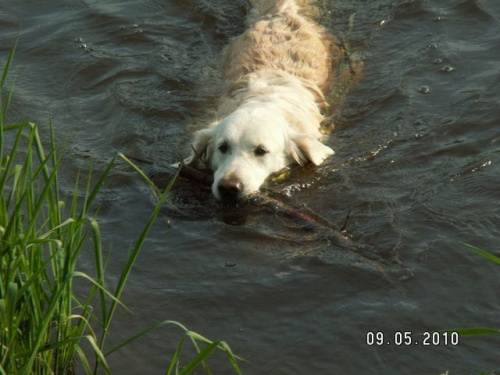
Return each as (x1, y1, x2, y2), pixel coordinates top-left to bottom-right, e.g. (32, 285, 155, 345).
(2, 0, 500, 373)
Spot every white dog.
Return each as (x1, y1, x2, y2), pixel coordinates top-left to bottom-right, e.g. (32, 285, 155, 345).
(186, 0, 340, 201)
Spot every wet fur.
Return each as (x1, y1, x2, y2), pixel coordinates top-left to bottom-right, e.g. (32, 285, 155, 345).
(186, 0, 341, 200)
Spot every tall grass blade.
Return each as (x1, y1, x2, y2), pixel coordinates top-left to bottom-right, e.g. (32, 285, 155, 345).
(2, 43, 242, 374)
(443, 328, 500, 336)
(462, 243, 500, 264)
(165, 336, 186, 375)
(216, 341, 243, 374)
(118, 152, 161, 197)
(106, 320, 185, 357)
(95, 168, 179, 372)
(90, 218, 108, 326)
(179, 342, 219, 375)
(0, 122, 25, 203)
(81, 157, 116, 216)
(0, 34, 18, 88)
(442, 244, 500, 340)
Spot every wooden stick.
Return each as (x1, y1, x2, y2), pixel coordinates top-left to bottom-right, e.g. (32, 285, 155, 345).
(177, 164, 214, 187)
(143, 158, 350, 244)
(125, 154, 413, 280)
(172, 165, 412, 279)
(129, 155, 358, 247)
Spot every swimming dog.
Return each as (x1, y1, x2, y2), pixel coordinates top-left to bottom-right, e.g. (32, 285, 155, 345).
(186, 0, 340, 201)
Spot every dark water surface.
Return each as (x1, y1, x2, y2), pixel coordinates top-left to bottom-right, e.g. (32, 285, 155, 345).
(2, 0, 499, 374)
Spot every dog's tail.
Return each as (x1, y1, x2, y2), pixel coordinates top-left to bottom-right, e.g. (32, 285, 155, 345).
(249, 0, 312, 16)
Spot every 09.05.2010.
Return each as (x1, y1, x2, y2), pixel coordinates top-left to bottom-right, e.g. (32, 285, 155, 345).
(366, 331, 459, 346)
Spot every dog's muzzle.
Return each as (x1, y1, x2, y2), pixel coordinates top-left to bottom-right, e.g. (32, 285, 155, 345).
(217, 177, 244, 202)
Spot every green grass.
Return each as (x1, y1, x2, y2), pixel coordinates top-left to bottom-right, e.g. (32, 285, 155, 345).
(438, 244, 500, 375)
(442, 243, 500, 337)
(1, 41, 242, 374)
(439, 244, 500, 337)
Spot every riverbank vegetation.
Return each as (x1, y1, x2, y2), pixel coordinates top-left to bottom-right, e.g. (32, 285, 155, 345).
(0, 42, 242, 374)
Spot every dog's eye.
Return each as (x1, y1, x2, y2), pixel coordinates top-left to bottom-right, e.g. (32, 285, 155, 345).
(218, 142, 229, 154)
(254, 145, 268, 156)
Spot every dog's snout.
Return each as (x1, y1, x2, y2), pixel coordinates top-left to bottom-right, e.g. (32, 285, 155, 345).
(218, 178, 244, 201)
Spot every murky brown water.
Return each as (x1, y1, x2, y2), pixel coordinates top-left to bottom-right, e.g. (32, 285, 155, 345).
(2, 0, 500, 374)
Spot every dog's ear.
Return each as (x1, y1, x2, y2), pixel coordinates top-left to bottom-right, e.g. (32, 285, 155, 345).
(290, 134, 334, 166)
(184, 128, 214, 166)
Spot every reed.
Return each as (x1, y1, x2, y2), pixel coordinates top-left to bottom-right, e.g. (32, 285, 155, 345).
(1, 41, 242, 374)
(440, 244, 500, 337)
(438, 244, 500, 375)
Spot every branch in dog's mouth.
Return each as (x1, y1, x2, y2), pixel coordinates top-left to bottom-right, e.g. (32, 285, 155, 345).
(133, 157, 345, 238)
(123, 154, 414, 281)
(137, 156, 345, 237)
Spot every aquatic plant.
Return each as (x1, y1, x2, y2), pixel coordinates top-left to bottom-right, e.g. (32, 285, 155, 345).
(440, 244, 500, 337)
(438, 244, 500, 375)
(0, 41, 242, 374)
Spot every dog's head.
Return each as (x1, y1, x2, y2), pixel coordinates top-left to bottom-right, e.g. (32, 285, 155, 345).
(186, 107, 334, 202)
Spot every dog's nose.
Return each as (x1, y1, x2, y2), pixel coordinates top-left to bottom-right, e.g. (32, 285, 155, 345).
(218, 178, 244, 201)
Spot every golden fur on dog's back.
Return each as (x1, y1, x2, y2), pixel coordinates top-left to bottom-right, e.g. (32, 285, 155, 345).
(222, 0, 340, 109)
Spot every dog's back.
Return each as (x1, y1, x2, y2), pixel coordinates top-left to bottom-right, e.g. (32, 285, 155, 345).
(222, 0, 340, 98)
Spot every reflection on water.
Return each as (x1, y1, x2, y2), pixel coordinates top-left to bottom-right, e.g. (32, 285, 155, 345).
(1, 0, 499, 373)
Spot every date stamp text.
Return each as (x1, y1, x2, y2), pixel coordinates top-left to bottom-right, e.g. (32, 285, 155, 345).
(366, 331, 459, 346)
